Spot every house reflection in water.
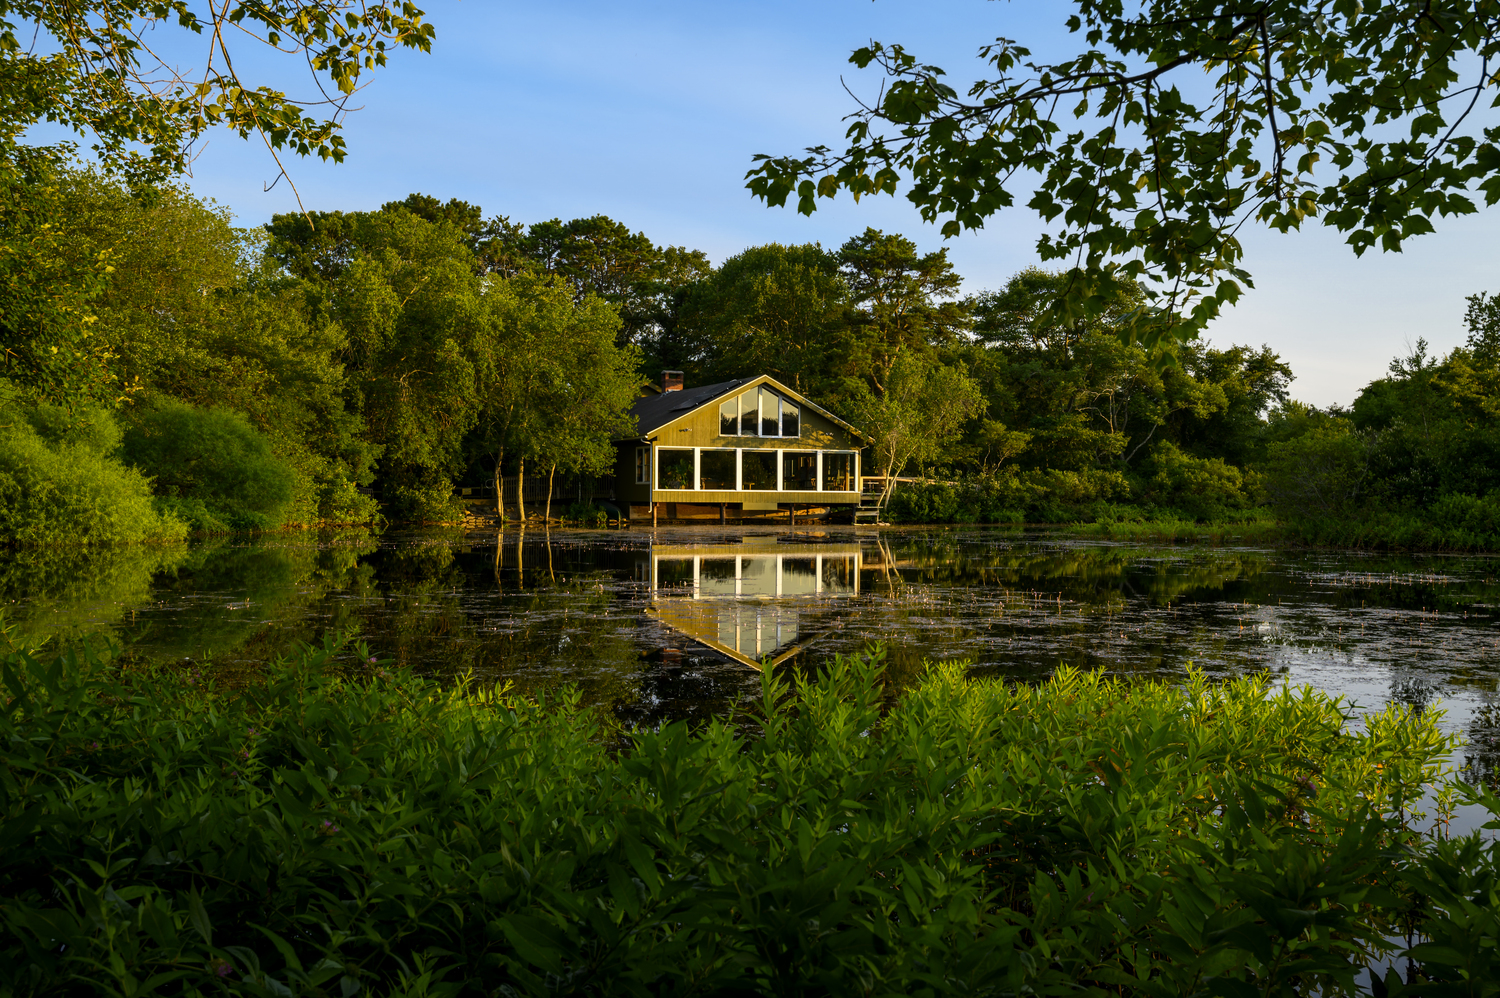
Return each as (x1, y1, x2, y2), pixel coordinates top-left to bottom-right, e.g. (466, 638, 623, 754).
(640, 540, 861, 669)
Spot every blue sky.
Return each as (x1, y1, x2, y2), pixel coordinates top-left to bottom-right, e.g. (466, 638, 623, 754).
(130, 0, 1500, 407)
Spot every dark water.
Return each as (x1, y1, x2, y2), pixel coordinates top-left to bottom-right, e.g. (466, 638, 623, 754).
(10, 525, 1500, 790)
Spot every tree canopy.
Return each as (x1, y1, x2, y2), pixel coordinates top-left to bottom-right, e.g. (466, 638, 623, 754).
(2, 164, 1496, 547)
(748, 0, 1500, 353)
(0, 0, 434, 186)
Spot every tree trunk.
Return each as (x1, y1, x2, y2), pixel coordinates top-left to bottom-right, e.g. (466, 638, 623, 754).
(517, 457, 526, 523)
(493, 449, 505, 518)
(879, 451, 901, 509)
(545, 463, 556, 523)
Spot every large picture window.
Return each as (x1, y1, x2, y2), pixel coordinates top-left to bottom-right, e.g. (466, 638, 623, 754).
(635, 447, 651, 484)
(657, 449, 694, 491)
(760, 387, 779, 437)
(719, 397, 737, 435)
(741, 450, 778, 490)
(781, 400, 800, 437)
(738, 391, 758, 435)
(822, 452, 855, 492)
(785, 452, 817, 490)
(699, 449, 735, 490)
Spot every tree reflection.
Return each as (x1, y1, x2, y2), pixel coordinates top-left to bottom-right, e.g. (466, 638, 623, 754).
(0, 542, 190, 650)
(6, 527, 1498, 730)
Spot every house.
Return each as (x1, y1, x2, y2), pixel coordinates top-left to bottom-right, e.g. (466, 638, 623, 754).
(610, 372, 870, 522)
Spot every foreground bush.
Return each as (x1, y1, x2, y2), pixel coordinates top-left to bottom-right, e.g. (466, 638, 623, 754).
(3, 639, 1498, 996)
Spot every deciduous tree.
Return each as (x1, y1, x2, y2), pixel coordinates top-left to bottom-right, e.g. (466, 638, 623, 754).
(749, 0, 1500, 354)
(477, 214, 711, 350)
(852, 351, 985, 507)
(673, 242, 852, 397)
(0, 0, 435, 193)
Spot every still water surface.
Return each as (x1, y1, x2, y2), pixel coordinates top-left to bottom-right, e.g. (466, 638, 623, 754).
(11, 525, 1500, 787)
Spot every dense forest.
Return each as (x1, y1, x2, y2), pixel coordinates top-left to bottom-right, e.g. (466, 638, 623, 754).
(3, 160, 1498, 549)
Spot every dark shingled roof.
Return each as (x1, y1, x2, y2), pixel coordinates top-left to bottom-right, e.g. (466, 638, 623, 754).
(621, 379, 745, 438)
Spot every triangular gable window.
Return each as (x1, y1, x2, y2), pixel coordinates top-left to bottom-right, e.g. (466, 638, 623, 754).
(719, 385, 800, 438)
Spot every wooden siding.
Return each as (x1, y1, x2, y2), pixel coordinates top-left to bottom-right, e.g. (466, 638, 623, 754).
(611, 378, 864, 511)
(648, 389, 855, 450)
(613, 443, 651, 504)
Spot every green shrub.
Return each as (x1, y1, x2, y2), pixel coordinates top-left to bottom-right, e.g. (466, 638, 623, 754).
(1428, 490, 1500, 540)
(1029, 466, 1133, 511)
(121, 400, 296, 532)
(1139, 440, 1255, 521)
(885, 467, 1131, 524)
(5, 636, 1496, 995)
(385, 479, 465, 523)
(561, 501, 608, 527)
(313, 470, 381, 525)
(1260, 421, 1370, 520)
(0, 404, 185, 546)
(886, 479, 966, 523)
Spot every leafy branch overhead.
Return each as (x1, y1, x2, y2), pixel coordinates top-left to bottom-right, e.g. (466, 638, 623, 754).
(0, 1, 434, 184)
(747, 0, 1500, 351)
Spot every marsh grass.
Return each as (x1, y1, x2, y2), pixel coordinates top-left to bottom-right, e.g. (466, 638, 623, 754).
(3, 637, 1499, 996)
(1067, 517, 1288, 546)
(1071, 512, 1500, 552)
(1279, 511, 1500, 553)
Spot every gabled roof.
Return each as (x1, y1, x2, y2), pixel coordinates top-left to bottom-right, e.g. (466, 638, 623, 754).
(626, 379, 747, 437)
(618, 375, 871, 443)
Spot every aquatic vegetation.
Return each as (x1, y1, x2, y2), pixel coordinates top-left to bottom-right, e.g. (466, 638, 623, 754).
(2, 636, 1497, 995)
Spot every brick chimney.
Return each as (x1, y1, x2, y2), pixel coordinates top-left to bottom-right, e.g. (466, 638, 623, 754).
(662, 370, 684, 392)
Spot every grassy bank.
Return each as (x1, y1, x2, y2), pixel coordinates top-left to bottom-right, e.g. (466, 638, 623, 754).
(3, 637, 1499, 996)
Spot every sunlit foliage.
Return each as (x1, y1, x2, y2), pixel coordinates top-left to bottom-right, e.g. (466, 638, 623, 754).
(3, 637, 1496, 994)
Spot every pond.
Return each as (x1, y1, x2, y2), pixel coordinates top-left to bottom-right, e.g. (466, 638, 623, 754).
(10, 525, 1500, 791)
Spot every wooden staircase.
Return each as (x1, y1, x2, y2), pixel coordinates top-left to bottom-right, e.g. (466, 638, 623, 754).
(853, 491, 882, 525)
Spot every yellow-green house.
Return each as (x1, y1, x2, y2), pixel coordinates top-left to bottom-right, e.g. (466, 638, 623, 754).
(611, 374, 870, 518)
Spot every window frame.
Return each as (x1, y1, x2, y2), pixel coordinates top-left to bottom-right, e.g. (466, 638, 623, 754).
(759, 386, 780, 437)
(821, 449, 858, 493)
(655, 447, 696, 492)
(784, 450, 818, 491)
(635, 446, 651, 485)
(720, 383, 810, 439)
(697, 446, 737, 491)
(781, 399, 800, 438)
(739, 448, 781, 491)
(738, 390, 759, 436)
